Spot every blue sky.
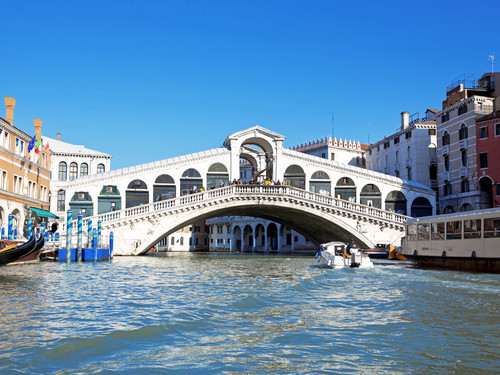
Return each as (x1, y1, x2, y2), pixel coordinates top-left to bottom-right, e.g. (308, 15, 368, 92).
(2, 0, 498, 170)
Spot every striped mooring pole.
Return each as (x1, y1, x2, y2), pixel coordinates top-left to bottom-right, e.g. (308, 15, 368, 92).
(93, 228, 98, 262)
(8, 214, 13, 240)
(77, 212, 83, 262)
(97, 220, 102, 249)
(27, 217, 33, 239)
(87, 218, 92, 248)
(66, 210, 72, 264)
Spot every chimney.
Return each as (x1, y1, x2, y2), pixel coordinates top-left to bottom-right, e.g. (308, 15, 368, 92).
(57, 133, 61, 141)
(401, 111, 409, 130)
(4, 97, 16, 125)
(34, 119, 43, 140)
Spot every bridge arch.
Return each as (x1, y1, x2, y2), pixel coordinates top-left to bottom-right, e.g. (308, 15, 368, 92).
(113, 186, 398, 256)
(207, 163, 229, 189)
(154, 174, 176, 201)
(385, 191, 407, 215)
(335, 177, 356, 201)
(309, 170, 331, 195)
(360, 183, 381, 208)
(284, 165, 305, 189)
(126, 179, 148, 208)
(410, 196, 432, 217)
(180, 168, 202, 195)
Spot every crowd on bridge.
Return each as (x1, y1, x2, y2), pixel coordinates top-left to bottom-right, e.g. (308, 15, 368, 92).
(185, 178, 287, 195)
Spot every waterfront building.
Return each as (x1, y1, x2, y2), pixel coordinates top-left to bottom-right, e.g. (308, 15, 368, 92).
(436, 73, 500, 213)
(206, 216, 316, 253)
(476, 110, 500, 208)
(363, 109, 438, 216)
(43, 133, 112, 218)
(0, 97, 52, 236)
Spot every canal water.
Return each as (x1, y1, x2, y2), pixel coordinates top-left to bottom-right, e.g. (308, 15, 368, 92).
(0, 253, 499, 374)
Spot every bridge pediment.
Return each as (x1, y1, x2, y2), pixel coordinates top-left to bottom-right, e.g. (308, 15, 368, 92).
(223, 126, 286, 151)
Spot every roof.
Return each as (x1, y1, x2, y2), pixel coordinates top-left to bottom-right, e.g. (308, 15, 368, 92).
(42, 136, 112, 158)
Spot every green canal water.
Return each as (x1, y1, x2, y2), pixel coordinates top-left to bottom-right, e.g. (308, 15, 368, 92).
(0, 253, 499, 374)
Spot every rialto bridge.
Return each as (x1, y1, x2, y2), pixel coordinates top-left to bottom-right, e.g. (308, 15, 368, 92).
(53, 126, 436, 255)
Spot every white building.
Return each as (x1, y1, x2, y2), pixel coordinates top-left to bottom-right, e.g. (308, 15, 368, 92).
(43, 133, 112, 217)
(364, 110, 438, 216)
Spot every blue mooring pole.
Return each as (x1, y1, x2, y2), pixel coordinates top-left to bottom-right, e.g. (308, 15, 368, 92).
(66, 210, 72, 264)
(110, 231, 114, 258)
(27, 217, 32, 239)
(1, 227, 5, 240)
(87, 219, 92, 248)
(8, 214, 13, 240)
(77, 212, 83, 262)
(97, 220, 102, 249)
(92, 228, 98, 262)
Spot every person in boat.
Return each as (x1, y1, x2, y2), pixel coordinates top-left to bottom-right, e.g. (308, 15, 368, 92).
(346, 238, 356, 255)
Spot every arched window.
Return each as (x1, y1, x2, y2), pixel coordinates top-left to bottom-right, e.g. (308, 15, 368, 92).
(459, 124, 468, 140)
(58, 162, 67, 181)
(442, 131, 450, 146)
(69, 162, 78, 181)
(207, 163, 229, 189)
(284, 165, 305, 189)
(126, 179, 149, 208)
(154, 174, 176, 201)
(180, 168, 202, 195)
(57, 190, 65, 211)
(309, 171, 331, 194)
(80, 163, 89, 177)
(97, 164, 105, 173)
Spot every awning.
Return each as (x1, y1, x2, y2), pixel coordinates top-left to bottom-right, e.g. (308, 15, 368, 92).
(30, 207, 59, 219)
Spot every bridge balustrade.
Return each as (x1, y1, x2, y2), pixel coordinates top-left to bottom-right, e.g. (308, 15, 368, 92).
(77, 184, 408, 228)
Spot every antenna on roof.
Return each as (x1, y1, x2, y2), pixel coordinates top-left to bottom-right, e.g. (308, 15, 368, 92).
(489, 54, 495, 74)
(331, 112, 335, 139)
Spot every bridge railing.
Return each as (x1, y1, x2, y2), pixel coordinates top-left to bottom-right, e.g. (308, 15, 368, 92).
(79, 184, 408, 228)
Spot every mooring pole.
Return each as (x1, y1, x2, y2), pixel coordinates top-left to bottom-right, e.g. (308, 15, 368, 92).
(93, 228, 97, 262)
(8, 214, 13, 240)
(27, 217, 32, 239)
(66, 210, 72, 264)
(110, 231, 114, 259)
(87, 218, 92, 248)
(77, 212, 83, 262)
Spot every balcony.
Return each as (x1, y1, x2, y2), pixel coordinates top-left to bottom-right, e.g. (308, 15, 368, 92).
(459, 167, 468, 177)
(442, 145, 450, 155)
(443, 171, 450, 181)
(430, 180, 438, 188)
(459, 139, 467, 150)
(429, 157, 437, 165)
(405, 159, 411, 168)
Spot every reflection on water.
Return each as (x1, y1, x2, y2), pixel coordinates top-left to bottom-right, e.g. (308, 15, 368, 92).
(0, 253, 499, 374)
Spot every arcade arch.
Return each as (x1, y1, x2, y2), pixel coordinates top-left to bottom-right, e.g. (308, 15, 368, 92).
(284, 165, 305, 189)
(154, 174, 176, 201)
(207, 163, 229, 189)
(479, 176, 494, 209)
(126, 179, 148, 208)
(385, 191, 407, 215)
(411, 197, 432, 217)
(360, 184, 381, 208)
(309, 171, 331, 194)
(180, 168, 202, 195)
(335, 177, 356, 201)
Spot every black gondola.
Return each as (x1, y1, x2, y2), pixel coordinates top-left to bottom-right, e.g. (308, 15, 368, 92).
(0, 233, 37, 266)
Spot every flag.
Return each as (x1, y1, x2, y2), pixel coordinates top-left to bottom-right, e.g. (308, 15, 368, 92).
(43, 142, 50, 152)
(27, 135, 36, 152)
(34, 137, 42, 154)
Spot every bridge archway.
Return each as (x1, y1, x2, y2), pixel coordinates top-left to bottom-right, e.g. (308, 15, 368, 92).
(284, 165, 305, 189)
(411, 197, 432, 217)
(335, 177, 356, 201)
(154, 174, 176, 201)
(233, 225, 242, 251)
(309, 171, 331, 194)
(360, 184, 381, 208)
(98, 185, 121, 214)
(126, 179, 148, 208)
(243, 225, 253, 251)
(207, 163, 229, 189)
(180, 168, 202, 195)
(385, 191, 407, 215)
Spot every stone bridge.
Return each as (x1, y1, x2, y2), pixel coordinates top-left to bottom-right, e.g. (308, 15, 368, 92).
(53, 126, 436, 255)
(84, 184, 409, 255)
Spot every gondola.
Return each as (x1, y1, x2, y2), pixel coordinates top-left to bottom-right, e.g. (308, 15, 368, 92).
(0, 233, 37, 266)
(14, 231, 45, 264)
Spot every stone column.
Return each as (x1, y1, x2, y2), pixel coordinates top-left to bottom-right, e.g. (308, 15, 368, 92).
(291, 229, 295, 251)
(277, 224, 282, 252)
(264, 224, 268, 252)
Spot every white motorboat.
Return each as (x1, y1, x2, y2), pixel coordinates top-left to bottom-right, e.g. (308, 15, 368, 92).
(315, 241, 374, 268)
